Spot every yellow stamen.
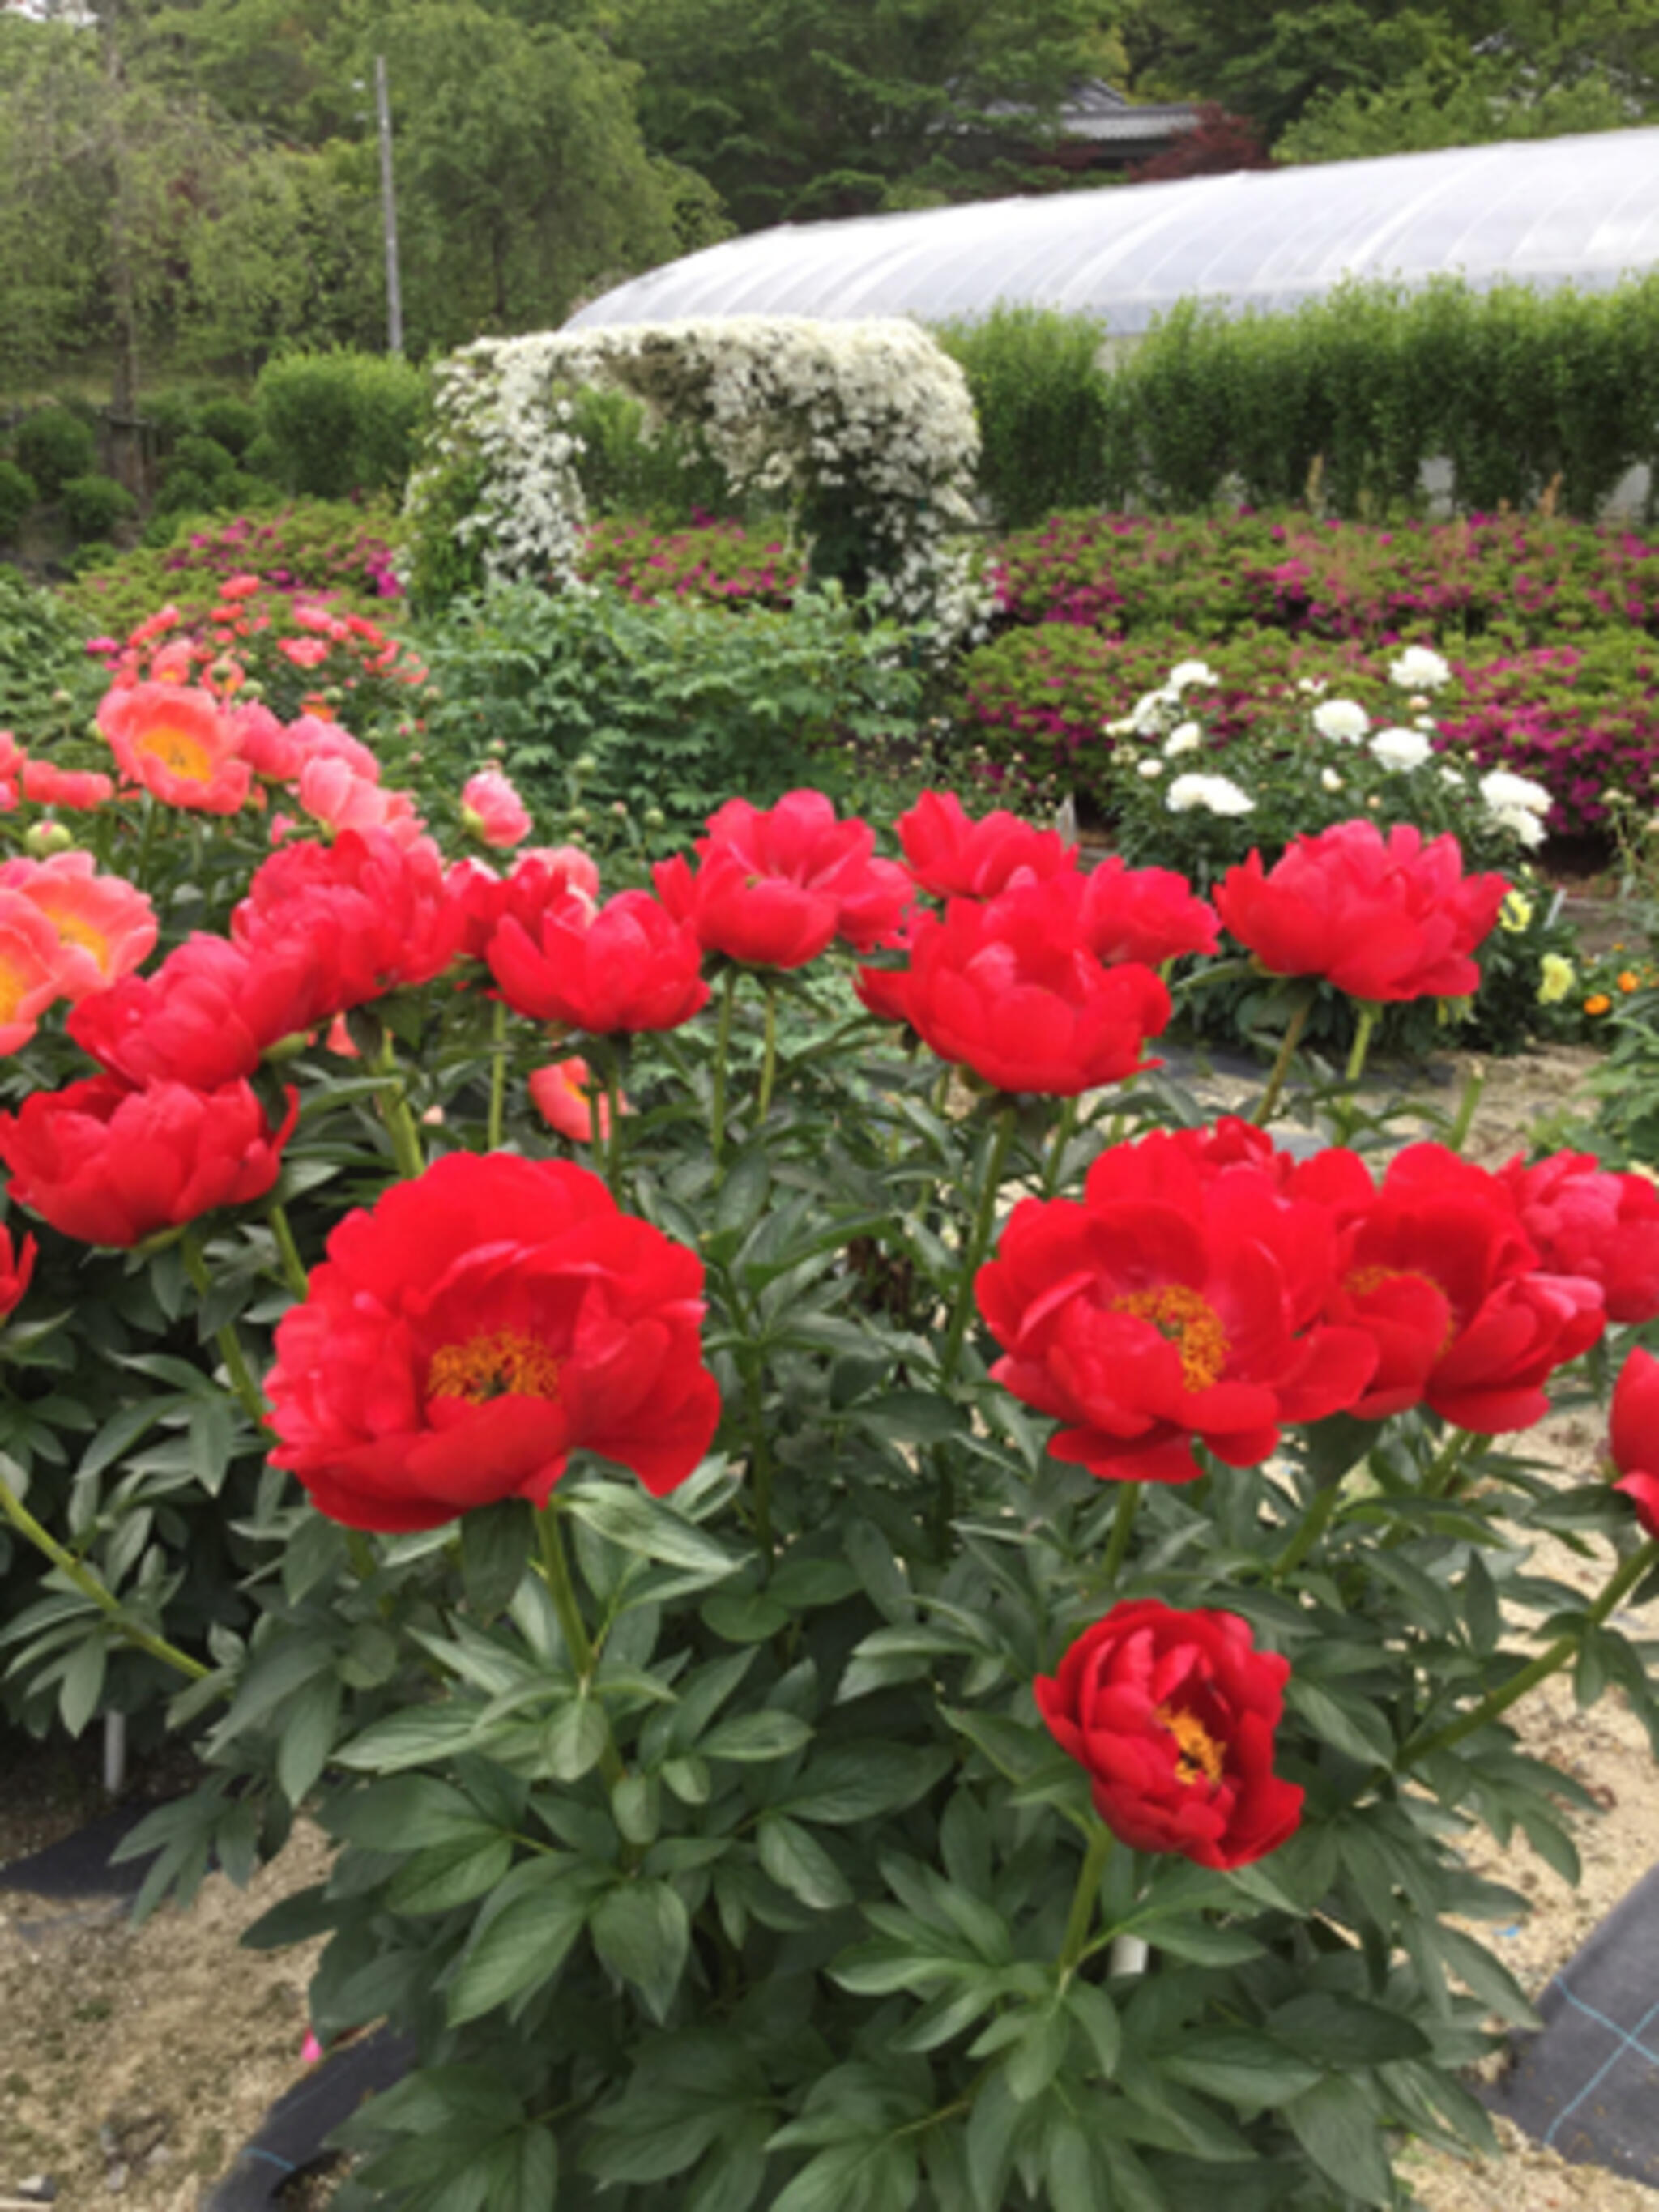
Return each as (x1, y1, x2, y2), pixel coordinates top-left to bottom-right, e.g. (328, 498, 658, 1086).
(42, 910, 110, 968)
(1111, 1283, 1228, 1391)
(428, 1330, 562, 1404)
(139, 725, 215, 782)
(1154, 1702, 1226, 1786)
(1345, 1264, 1456, 1353)
(0, 953, 29, 1024)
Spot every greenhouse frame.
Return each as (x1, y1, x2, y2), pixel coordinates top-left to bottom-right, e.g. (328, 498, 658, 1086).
(568, 126, 1659, 336)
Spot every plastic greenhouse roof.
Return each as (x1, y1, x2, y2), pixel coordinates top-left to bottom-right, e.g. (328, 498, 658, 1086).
(566, 128, 1659, 336)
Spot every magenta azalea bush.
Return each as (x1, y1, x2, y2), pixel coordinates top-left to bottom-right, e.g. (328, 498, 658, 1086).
(580, 515, 806, 610)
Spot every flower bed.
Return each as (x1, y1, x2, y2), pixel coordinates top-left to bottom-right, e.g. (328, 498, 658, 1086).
(578, 514, 805, 609)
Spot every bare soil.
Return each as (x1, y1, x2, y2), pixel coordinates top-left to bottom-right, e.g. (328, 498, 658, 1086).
(0, 1042, 1654, 2212)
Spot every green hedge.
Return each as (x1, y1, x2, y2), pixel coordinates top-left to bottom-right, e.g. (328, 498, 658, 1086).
(254, 351, 431, 501)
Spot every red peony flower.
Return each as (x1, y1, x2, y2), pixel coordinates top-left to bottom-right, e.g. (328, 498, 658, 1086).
(97, 682, 253, 815)
(1081, 856, 1220, 967)
(860, 874, 1171, 1097)
(896, 790, 1076, 899)
(1610, 1345, 1659, 1539)
(1497, 1153, 1659, 1325)
(1034, 1600, 1304, 1869)
(0, 1074, 296, 1247)
(69, 931, 331, 1089)
(488, 887, 708, 1034)
(1213, 820, 1508, 1002)
(655, 791, 911, 969)
(232, 828, 465, 1005)
(450, 845, 599, 961)
(0, 1220, 36, 1322)
(0, 853, 157, 1004)
(978, 1130, 1378, 1481)
(265, 1153, 723, 1530)
(1329, 1144, 1606, 1431)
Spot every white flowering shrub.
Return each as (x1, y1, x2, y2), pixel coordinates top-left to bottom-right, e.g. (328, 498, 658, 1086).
(403, 318, 988, 638)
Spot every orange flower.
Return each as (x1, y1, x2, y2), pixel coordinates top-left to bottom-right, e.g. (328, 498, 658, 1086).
(97, 683, 252, 815)
(1585, 993, 1613, 1016)
(529, 1056, 629, 1143)
(1619, 970, 1640, 993)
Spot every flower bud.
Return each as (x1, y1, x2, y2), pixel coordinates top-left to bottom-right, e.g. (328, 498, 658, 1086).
(23, 821, 74, 856)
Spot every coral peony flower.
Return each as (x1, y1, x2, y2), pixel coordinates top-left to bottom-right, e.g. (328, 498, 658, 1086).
(1214, 820, 1508, 1003)
(1329, 1144, 1605, 1431)
(97, 682, 252, 814)
(0, 853, 157, 1003)
(978, 1129, 1378, 1482)
(896, 790, 1076, 899)
(656, 791, 911, 969)
(297, 755, 423, 844)
(0, 1219, 36, 1323)
(461, 769, 532, 850)
(231, 702, 306, 783)
(1610, 1345, 1659, 1538)
(279, 636, 331, 670)
(489, 888, 707, 1034)
(1496, 1152, 1659, 1325)
(530, 1057, 627, 1142)
(0, 891, 75, 1055)
(0, 1074, 296, 1247)
(20, 759, 115, 811)
(1081, 857, 1219, 967)
(288, 716, 381, 783)
(69, 931, 332, 1089)
(1034, 1600, 1303, 1869)
(265, 1153, 722, 1530)
(860, 873, 1170, 1097)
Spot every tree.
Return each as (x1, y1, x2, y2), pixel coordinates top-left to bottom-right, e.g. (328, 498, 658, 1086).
(610, 0, 1109, 229)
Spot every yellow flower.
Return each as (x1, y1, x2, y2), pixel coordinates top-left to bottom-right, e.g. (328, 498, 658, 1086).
(1584, 992, 1613, 1016)
(1537, 954, 1574, 1004)
(1499, 891, 1533, 933)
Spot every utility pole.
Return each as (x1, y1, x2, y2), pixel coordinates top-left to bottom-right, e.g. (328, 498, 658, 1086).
(374, 54, 404, 356)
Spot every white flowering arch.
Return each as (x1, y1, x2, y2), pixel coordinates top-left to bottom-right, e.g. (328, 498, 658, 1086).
(404, 317, 987, 635)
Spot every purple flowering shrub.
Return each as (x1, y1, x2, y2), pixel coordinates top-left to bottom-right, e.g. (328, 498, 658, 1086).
(578, 514, 805, 608)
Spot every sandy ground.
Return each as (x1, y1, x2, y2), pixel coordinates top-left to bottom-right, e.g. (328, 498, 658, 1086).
(0, 1041, 1654, 2211)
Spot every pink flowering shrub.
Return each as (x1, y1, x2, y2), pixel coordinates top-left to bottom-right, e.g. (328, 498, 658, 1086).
(578, 514, 805, 609)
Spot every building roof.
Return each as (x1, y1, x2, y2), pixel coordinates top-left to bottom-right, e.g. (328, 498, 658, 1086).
(567, 126, 1659, 336)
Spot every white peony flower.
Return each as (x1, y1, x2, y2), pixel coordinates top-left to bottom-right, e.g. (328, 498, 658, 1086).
(1479, 769, 1552, 816)
(1163, 722, 1203, 758)
(1490, 804, 1546, 849)
(1296, 676, 1329, 697)
(1312, 698, 1370, 744)
(1388, 646, 1452, 692)
(1167, 773, 1253, 816)
(1369, 727, 1433, 772)
(1320, 767, 1345, 792)
(1166, 660, 1220, 692)
(1128, 687, 1181, 735)
(1137, 758, 1166, 779)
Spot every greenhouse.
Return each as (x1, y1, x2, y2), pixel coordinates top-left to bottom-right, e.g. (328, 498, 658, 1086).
(569, 125, 1659, 335)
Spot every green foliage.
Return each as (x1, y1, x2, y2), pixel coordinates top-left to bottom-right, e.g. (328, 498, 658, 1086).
(1094, 275, 1659, 522)
(414, 582, 926, 842)
(0, 462, 38, 542)
(565, 386, 734, 524)
(254, 352, 432, 501)
(60, 474, 139, 545)
(0, 565, 101, 738)
(15, 407, 96, 501)
(194, 396, 261, 458)
(157, 435, 241, 518)
(934, 305, 1115, 530)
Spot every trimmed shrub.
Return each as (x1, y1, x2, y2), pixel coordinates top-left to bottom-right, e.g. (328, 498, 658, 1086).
(255, 351, 430, 500)
(15, 407, 96, 500)
(0, 459, 38, 541)
(934, 305, 1115, 530)
(61, 472, 138, 544)
(194, 394, 260, 458)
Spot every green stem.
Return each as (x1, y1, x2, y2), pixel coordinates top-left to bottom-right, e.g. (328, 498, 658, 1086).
(1042, 1097, 1078, 1199)
(1274, 1479, 1343, 1581)
(590, 1039, 626, 1202)
(1100, 1481, 1141, 1586)
(1344, 1002, 1379, 1090)
(537, 1504, 625, 1788)
(1058, 1825, 1115, 1981)
(0, 1464, 208, 1681)
(757, 981, 780, 1123)
(1252, 995, 1313, 1127)
(487, 997, 509, 1152)
(710, 967, 739, 1169)
(267, 1201, 309, 1299)
(1447, 1066, 1485, 1154)
(1401, 1536, 1659, 1766)
(377, 1036, 425, 1179)
(180, 1234, 269, 1429)
(936, 1102, 1018, 1389)
(742, 1352, 775, 1566)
